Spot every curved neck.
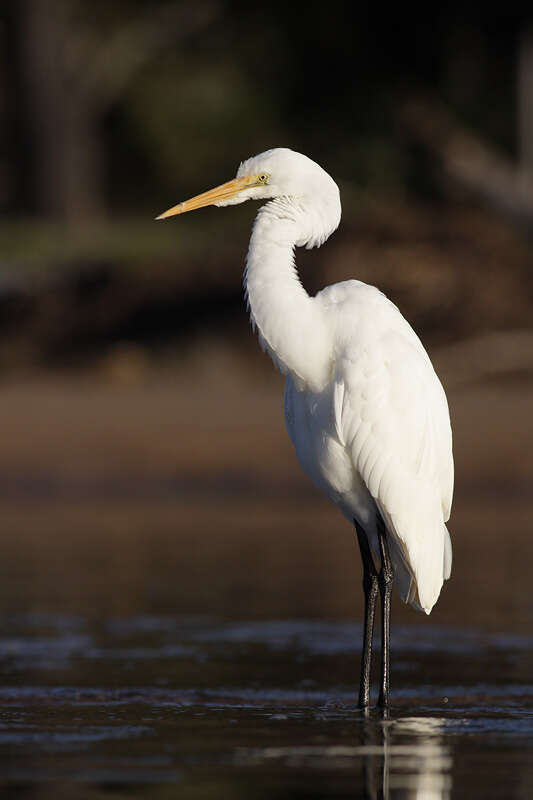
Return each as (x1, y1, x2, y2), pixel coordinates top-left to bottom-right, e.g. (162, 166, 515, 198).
(244, 200, 332, 391)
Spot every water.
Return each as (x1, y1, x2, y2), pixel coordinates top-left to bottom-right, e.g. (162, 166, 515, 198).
(0, 370, 531, 796)
(0, 615, 531, 798)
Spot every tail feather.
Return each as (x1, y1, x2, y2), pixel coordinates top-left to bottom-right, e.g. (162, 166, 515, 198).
(443, 524, 452, 580)
(378, 502, 452, 614)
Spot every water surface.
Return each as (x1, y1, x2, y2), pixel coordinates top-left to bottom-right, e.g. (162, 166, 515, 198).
(0, 614, 531, 798)
(0, 370, 531, 797)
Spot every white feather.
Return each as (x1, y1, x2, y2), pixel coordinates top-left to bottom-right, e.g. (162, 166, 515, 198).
(239, 150, 453, 615)
(163, 147, 454, 617)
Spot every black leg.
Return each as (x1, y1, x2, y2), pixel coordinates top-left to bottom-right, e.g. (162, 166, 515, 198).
(355, 520, 378, 709)
(376, 513, 394, 708)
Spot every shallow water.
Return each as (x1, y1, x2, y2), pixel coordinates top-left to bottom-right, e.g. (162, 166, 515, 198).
(0, 371, 531, 796)
(0, 615, 531, 798)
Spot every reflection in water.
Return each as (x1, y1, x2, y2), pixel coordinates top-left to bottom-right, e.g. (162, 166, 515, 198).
(0, 615, 530, 795)
(361, 715, 452, 800)
(235, 713, 452, 799)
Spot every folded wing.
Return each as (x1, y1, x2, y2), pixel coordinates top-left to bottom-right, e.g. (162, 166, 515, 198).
(334, 327, 453, 613)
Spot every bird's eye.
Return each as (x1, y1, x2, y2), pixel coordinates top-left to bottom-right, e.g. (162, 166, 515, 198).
(257, 173, 269, 184)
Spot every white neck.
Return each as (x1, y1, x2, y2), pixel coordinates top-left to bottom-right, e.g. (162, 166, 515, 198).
(244, 199, 333, 392)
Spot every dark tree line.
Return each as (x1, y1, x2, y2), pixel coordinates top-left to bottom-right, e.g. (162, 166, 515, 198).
(1, 1, 532, 226)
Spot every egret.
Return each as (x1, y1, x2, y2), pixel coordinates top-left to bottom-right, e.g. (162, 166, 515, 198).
(156, 148, 453, 708)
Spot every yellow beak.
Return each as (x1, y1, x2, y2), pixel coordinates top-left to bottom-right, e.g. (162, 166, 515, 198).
(155, 174, 259, 220)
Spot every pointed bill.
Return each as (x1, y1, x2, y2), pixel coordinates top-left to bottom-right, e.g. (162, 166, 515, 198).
(155, 175, 259, 220)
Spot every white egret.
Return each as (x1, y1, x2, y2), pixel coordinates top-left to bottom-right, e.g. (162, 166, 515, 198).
(156, 148, 453, 707)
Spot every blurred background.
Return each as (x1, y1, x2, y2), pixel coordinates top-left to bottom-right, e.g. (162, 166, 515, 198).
(0, 0, 532, 631)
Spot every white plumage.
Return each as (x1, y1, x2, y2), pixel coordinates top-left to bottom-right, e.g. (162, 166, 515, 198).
(284, 280, 453, 614)
(156, 147, 454, 702)
(238, 149, 453, 615)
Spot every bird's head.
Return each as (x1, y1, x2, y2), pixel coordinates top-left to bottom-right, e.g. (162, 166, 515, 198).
(156, 148, 341, 247)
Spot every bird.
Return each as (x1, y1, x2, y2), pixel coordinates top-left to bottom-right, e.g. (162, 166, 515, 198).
(156, 148, 453, 708)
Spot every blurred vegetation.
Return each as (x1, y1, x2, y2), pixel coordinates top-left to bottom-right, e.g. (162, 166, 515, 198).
(0, 2, 531, 653)
(0, 1, 532, 368)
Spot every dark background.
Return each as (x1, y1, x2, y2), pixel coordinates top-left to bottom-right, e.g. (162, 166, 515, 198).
(0, 1, 531, 631)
